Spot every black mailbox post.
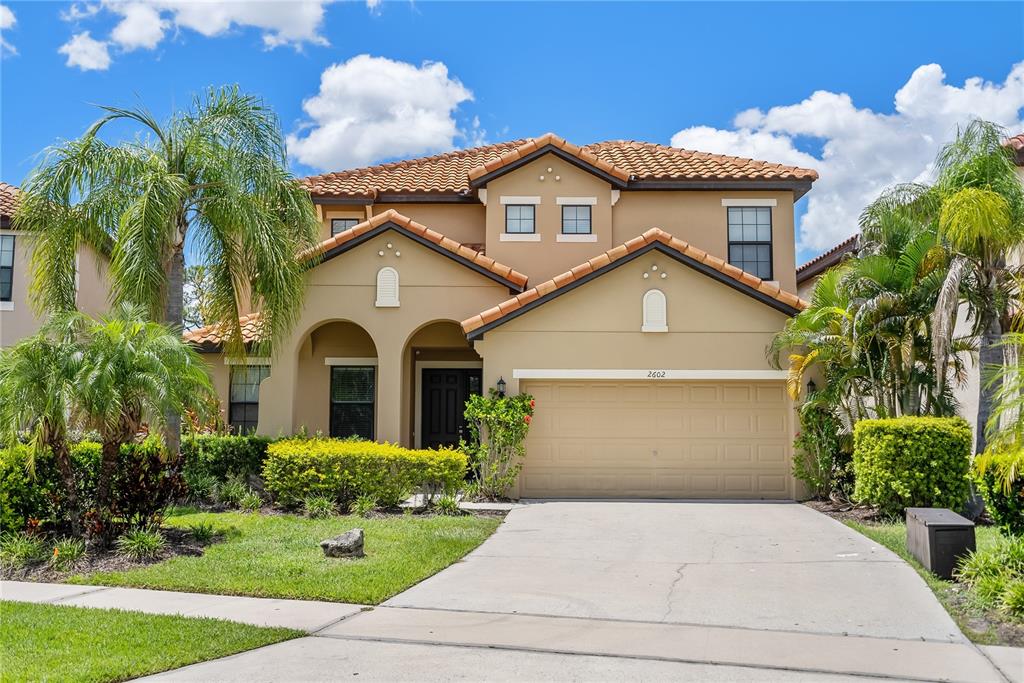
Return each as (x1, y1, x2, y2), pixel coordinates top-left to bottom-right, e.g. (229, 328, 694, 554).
(905, 508, 976, 580)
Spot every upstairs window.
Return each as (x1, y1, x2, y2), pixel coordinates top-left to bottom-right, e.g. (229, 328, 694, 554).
(0, 234, 13, 303)
(331, 218, 360, 236)
(505, 205, 535, 234)
(561, 205, 592, 234)
(727, 207, 772, 280)
(229, 365, 270, 434)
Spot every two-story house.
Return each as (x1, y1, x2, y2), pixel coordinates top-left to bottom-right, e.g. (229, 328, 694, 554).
(0, 182, 110, 349)
(186, 134, 817, 500)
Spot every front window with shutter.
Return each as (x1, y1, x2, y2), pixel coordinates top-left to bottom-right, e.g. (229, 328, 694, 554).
(330, 366, 375, 440)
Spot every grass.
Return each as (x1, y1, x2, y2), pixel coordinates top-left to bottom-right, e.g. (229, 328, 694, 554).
(69, 510, 500, 604)
(845, 520, 1013, 645)
(0, 600, 298, 683)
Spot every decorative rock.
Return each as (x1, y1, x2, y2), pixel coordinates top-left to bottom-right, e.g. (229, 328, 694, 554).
(320, 528, 365, 558)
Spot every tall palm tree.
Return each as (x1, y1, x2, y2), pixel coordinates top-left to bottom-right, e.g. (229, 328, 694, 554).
(75, 305, 215, 532)
(14, 86, 321, 454)
(0, 315, 85, 535)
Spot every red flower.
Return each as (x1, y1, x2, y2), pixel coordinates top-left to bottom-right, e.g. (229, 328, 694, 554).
(524, 415, 532, 424)
(530, 400, 536, 408)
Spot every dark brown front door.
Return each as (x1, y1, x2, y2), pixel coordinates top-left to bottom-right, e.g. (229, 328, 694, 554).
(421, 368, 482, 449)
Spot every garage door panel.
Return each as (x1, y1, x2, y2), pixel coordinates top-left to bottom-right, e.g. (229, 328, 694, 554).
(521, 380, 792, 499)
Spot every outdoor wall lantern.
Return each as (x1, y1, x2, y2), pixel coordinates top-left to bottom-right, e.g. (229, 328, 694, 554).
(806, 379, 817, 395)
(496, 377, 507, 398)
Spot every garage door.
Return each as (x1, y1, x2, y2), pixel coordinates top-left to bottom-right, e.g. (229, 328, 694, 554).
(520, 380, 793, 499)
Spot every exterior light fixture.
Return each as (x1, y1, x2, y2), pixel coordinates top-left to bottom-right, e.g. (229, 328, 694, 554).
(497, 377, 507, 398)
(806, 379, 817, 395)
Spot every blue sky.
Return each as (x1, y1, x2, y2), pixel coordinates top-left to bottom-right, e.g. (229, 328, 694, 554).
(1, 1, 1022, 263)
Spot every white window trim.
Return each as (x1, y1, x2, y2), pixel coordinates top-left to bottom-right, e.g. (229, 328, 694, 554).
(0, 301, 12, 311)
(641, 288, 668, 333)
(721, 198, 778, 207)
(555, 196, 597, 206)
(499, 196, 541, 205)
(512, 369, 789, 381)
(224, 357, 272, 366)
(413, 360, 484, 449)
(324, 357, 378, 366)
(500, 233, 542, 242)
(556, 234, 597, 243)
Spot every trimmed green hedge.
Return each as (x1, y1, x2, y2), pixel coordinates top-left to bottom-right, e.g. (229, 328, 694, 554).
(181, 434, 270, 483)
(263, 438, 468, 508)
(974, 450, 1024, 536)
(853, 417, 972, 515)
(0, 446, 50, 533)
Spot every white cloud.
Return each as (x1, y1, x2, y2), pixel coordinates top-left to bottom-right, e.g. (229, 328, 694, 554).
(58, 31, 111, 71)
(0, 3, 16, 56)
(670, 63, 1024, 256)
(61, 3, 101, 22)
(287, 55, 475, 171)
(110, 3, 167, 51)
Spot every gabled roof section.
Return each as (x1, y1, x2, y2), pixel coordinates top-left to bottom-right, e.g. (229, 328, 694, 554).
(183, 312, 263, 352)
(1, 182, 20, 225)
(302, 136, 820, 201)
(466, 133, 632, 188)
(796, 234, 861, 284)
(461, 228, 807, 339)
(304, 209, 528, 291)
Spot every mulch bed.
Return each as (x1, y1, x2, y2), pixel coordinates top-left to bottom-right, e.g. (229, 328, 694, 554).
(1, 527, 210, 584)
(803, 499, 896, 524)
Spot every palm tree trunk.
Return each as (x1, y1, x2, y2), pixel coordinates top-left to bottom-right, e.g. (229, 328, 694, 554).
(51, 442, 81, 537)
(976, 312, 1003, 454)
(163, 242, 185, 457)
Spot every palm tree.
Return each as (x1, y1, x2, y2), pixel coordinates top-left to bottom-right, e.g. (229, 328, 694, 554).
(75, 305, 215, 532)
(0, 314, 85, 535)
(927, 121, 1024, 453)
(14, 86, 321, 454)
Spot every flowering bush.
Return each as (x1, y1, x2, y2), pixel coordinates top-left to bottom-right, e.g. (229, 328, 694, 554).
(462, 390, 535, 500)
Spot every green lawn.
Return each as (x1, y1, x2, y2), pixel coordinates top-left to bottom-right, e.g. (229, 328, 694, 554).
(845, 520, 1008, 644)
(69, 511, 500, 604)
(0, 601, 298, 683)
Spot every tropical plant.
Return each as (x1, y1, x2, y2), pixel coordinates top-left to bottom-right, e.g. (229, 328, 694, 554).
(303, 495, 336, 519)
(49, 537, 86, 571)
(187, 522, 216, 545)
(15, 86, 321, 455)
(461, 391, 535, 500)
(115, 528, 166, 560)
(74, 306, 213, 535)
(0, 533, 48, 570)
(791, 401, 852, 499)
(0, 314, 85, 535)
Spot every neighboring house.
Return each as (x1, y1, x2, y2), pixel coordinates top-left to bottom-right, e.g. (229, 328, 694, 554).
(186, 133, 818, 500)
(795, 234, 860, 300)
(0, 182, 110, 348)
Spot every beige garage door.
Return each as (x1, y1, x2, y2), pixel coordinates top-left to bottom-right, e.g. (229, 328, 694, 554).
(520, 380, 793, 499)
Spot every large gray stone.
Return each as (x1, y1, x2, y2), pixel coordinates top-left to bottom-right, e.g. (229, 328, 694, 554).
(320, 528, 364, 558)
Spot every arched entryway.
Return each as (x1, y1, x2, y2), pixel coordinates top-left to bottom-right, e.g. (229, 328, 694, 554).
(402, 320, 483, 448)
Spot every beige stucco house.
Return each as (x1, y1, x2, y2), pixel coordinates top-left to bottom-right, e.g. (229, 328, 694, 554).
(184, 134, 817, 500)
(0, 182, 110, 348)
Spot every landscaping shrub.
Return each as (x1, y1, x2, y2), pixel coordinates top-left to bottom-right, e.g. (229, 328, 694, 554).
(792, 404, 852, 499)
(349, 495, 376, 517)
(263, 438, 467, 509)
(974, 450, 1024, 536)
(462, 391, 534, 500)
(49, 537, 86, 571)
(853, 417, 972, 516)
(187, 522, 216, 545)
(957, 535, 1024, 618)
(0, 446, 50, 533)
(181, 434, 270, 488)
(238, 491, 263, 513)
(0, 533, 48, 569)
(115, 528, 167, 560)
(303, 495, 336, 519)
(106, 439, 186, 532)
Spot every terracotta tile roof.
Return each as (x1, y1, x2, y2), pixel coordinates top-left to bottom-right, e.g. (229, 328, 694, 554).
(796, 234, 860, 284)
(0, 182, 20, 219)
(304, 209, 528, 289)
(461, 228, 807, 336)
(183, 312, 263, 349)
(1006, 133, 1024, 166)
(303, 135, 819, 198)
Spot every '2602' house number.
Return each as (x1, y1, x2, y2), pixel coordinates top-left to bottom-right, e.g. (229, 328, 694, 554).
(647, 370, 667, 378)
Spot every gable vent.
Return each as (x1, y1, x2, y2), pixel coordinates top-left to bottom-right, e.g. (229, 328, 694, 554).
(376, 267, 400, 307)
(641, 289, 667, 332)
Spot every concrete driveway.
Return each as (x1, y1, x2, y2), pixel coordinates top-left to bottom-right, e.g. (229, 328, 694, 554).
(387, 501, 962, 642)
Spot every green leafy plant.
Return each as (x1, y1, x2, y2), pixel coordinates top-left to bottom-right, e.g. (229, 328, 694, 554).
(0, 533, 48, 569)
(49, 537, 86, 571)
(974, 450, 1024, 536)
(116, 528, 167, 560)
(853, 417, 972, 515)
(184, 471, 219, 504)
(181, 435, 271, 487)
(0, 445, 50, 533)
(432, 494, 462, 516)
(303, 495, 336, 519)
(238, 491, 263, 514)
(187, 522, 216, 545)
(461, 390, 534, 500)
(349, 495, 376, 518)
(263, 438, 466, 509)
(957, 534, 1024, 617)
(216, 476, 249, 508)
(792, 403, 852, 499)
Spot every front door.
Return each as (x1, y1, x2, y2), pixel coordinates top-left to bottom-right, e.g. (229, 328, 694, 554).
(421, 368, 482, 449)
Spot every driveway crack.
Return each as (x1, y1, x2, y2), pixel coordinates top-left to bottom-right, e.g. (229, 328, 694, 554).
(662, 563, 688, 621)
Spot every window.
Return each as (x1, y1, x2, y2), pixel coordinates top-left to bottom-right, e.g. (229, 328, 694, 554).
(375, 267, 399, 307)
(330, 366, 375, 440)
(0, 234, 13, 302)
(229, 365, 270, 434)
(331, 218, 359, 236)
(727, 207, 772, 280)
(561, 205, 592, 234)
(641, 289, 668, 333)
(505, 205, 535, 234)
